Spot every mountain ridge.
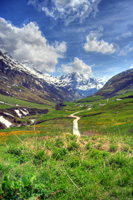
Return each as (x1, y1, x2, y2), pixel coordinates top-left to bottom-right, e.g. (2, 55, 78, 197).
(94, 68, 133, 98)
(0, 51, 82, 103)
(59, 72, 105, 97)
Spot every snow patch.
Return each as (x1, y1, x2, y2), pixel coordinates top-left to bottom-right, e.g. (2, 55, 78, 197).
(20, 109, 29, 115)
(7, 85, 11, 88)
(0, 101, 5, 104)
(0, 116, 12, 128)
(3, 112, 15, 118)
(15, 110, 22, 118)
(0, 101, 12, 106)
(31, 119, 35, 124)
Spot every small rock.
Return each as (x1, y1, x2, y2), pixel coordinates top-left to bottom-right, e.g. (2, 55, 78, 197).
(130, 128, 133, 133)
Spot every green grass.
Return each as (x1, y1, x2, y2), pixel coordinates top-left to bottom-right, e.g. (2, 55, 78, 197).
(76, 95, 104, 103)
(0, 132, 132, 199)
(0, 94, 54, 109)
(0, 93, 132, 199)
(76, 94, 133, 136)
(0, 103, 11, 109)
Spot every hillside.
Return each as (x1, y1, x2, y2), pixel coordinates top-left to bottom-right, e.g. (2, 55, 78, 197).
(0, 51, 82, 104)
(94, 68, 133, 98)
(0, 92, 132, 199)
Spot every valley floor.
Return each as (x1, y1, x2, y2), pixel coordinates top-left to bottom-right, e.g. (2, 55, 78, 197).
(0, 94, 133, 199)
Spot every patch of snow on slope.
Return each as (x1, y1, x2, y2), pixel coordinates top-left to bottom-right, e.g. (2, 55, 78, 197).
(3, 112, 15, 118)
(20, 109, 29, 115)
(15, 110, 22, 118)
(0, 116, 12, 128)
(0, 101, 12, 106)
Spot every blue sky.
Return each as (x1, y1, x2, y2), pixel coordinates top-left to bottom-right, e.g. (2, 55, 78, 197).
(0, 0, 133, 80)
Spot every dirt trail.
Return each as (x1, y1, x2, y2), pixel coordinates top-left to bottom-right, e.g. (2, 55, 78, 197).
(70, 108, 91, 137)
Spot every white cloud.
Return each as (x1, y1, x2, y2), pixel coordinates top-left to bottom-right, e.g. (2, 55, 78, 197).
(60, 57, 92, 74)
(130, 65, 133, 69)
(28, 0, 101, 25)
(0, 17, 67, 73)
(122, 32, 132, 38)
(118, 45, 133, 56)
(118, 50, 127, 56)
(129, 47, 133, 52)
(83, 30, 118, 54)
(54, 41, 67, 53)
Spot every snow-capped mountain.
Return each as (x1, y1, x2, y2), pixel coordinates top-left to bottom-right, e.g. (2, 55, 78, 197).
(59, 72, 106, 97)
(0, 52, 68, 87)
(0, 51, 82, 103)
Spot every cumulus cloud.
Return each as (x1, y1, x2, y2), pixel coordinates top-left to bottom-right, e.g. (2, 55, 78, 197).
(0, 17, 67, 73)
(59, 57, 92, 74)
(28, 0, 101, 25)
(83, 29, 118, 54)
(130, 65, 133, 69)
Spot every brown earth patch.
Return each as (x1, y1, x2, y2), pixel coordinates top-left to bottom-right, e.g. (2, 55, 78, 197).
(37, 136, 50, 140)
(82, 131, 100, 136)
(0, 122, 6, 129)
(102, 144, 110, 151)
(24, 136, 50, 141)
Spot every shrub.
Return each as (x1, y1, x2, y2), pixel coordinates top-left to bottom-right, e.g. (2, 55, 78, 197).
(1, 175, 32, 199)
(86, 142, 92, 150)
(123, 145, 130, 152)
(70, 135, 77, 141)
(90, 149, 108, 159)
(33, 150, 46, 165)
(108, 153, 127, 168)
(69, 158, 80, 168)
(17, 154, 29, 164)
(6, 147, 22, 156)
(55, 138, 64, 147)
(81, 160, 94, 170)
(109, 143, 118, 152)
(52, 148, 68, 160)
(67, 141, 79, 151)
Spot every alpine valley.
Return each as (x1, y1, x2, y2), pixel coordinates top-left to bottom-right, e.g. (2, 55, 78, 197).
(0, 51, 105, 103)
(0, 1, 133, 199)
(0, 50, 105, 129)
(0, 51, 83, 103)
(0, 51, 133, 199)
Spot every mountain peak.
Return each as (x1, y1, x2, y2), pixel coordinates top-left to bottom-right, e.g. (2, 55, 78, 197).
(59, 72, 105, 97)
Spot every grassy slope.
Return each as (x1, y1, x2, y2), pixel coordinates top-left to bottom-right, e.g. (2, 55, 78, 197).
(0, 93, 133, 199)
(77, 95, 133, 136)
(0, 94, 54, 109)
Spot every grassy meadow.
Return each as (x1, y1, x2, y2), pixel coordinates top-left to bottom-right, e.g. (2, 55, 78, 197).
(0, 93, 133, 199)
(0, 94, 54, 109)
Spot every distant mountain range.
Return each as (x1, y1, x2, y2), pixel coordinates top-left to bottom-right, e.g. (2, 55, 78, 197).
(95, 68, 133, 98)
(0, 51, 106, 103)
(0, 50, 132, 104)
(59, 72, 105, 97)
